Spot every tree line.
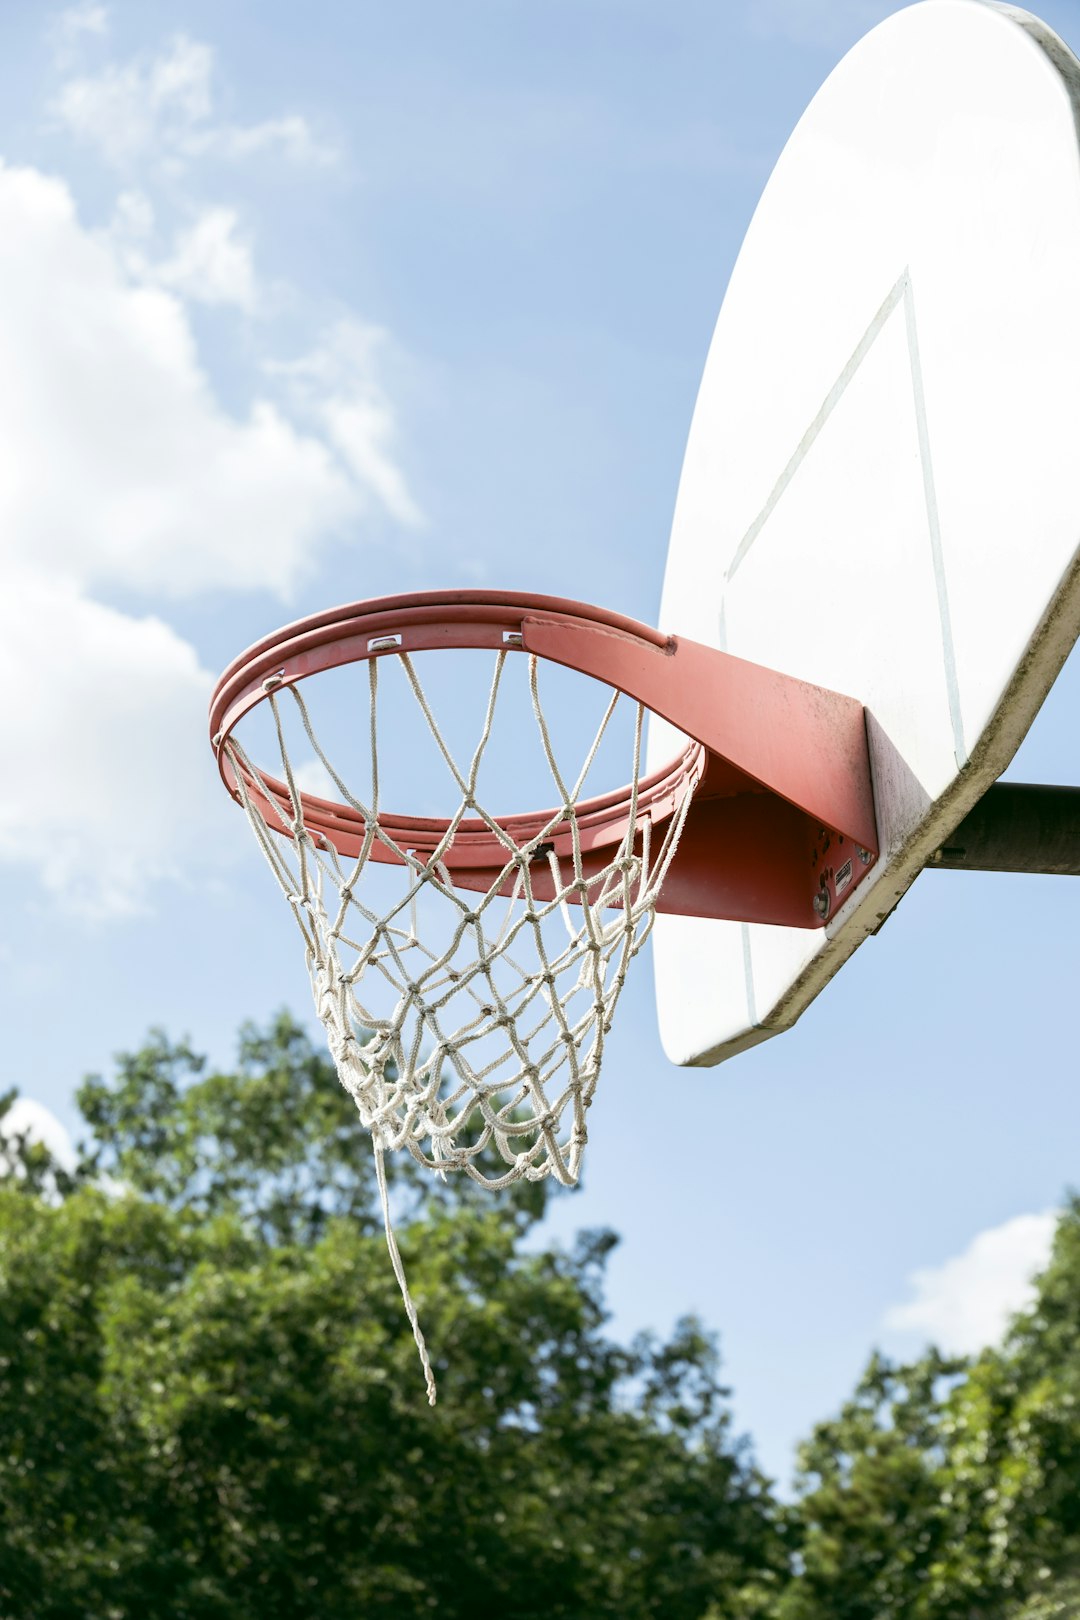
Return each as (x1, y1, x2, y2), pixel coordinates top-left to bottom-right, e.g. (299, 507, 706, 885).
(1, 1013, 1078, 1618)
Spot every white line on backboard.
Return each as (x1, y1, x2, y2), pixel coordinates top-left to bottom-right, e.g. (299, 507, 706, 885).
(720, 267, 967, 765)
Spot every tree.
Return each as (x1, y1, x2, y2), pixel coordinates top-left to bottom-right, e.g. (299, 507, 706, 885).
(774, 1349, 964, 1620)
(0, 1014, 788, 1619)
(935, 1198, 1080, 1615)
(776, 1199, 1080, 1620)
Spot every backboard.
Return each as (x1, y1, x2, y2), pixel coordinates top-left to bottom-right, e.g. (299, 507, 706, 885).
(650, 0, 1080, 1065)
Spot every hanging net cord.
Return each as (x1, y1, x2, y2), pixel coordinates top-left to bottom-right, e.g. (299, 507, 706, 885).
(223, 648, 698, 1402)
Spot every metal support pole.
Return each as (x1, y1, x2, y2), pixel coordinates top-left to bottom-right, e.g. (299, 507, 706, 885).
(928, 783, 1080, 874)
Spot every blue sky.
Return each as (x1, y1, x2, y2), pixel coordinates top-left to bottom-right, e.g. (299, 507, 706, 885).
(3, 0, 1080, 1489)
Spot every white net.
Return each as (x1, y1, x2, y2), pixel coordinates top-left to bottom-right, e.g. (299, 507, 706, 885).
(223, 647, 697, 1401)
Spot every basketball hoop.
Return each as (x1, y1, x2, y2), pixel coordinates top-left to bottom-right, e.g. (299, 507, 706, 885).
(210, 590, 878, 1399)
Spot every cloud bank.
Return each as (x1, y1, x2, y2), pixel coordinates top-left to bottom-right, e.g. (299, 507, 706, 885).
(0, 14, 417, 918)
(0, 164, 362, 598)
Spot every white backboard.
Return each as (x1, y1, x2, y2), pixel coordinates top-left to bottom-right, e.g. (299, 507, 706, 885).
(651, 1, 1080, 1065)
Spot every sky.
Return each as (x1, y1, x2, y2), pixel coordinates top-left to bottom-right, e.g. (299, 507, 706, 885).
(3, 0, 1080, 1490)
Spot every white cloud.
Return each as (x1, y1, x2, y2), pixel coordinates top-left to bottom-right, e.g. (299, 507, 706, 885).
(269, 321, 424, 529)
(186, 115, 337, 169)
(49, 3, 109, 67)
(146, 206, 257, 309)
(109, 185, 153, 240)
(0, 162, 414, 595)
(0, 162, 418, 913)
(1, 1097, 76, 1170)
(883, 1211, 1058, 1356)
(51, 32, 334, 170)
(0, 1094, 127, 1198)
(52, 33, 211, 164)
(109, 194, 256, 309)
(0, 19, 409, 918)
(290, 757, 339, 801)
(0, 572, 216, 916)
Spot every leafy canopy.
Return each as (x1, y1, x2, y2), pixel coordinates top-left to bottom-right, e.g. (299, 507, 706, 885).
(0, 1013, 787, 1620)
(11, 1011, 1080, 1619)
(776, 1197, 1080, 1620)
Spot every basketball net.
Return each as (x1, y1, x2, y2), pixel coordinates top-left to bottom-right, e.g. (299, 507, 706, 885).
(224, 648, 697, 1401)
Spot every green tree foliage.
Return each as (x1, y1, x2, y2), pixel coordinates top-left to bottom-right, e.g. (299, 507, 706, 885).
(774, 1349, 963, 1620)
(0, 1015, 787, 1619)
(777, 1199, 1080, 1620)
